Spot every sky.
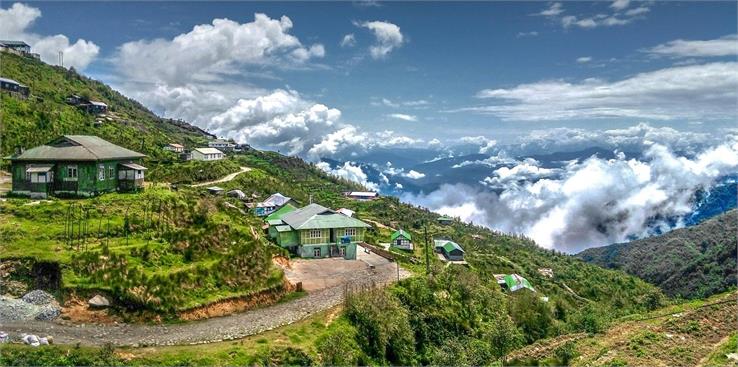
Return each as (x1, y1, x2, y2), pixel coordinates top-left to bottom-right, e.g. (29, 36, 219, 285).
(2, 1, 737, 252)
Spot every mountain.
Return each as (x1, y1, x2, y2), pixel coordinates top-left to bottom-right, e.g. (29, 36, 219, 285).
(577, 209, 737, 299)
(0, 51, 211, 159)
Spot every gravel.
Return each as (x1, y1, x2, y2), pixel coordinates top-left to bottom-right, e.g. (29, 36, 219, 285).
(0, 291, 61, 322)
(21, 290, 57, 305)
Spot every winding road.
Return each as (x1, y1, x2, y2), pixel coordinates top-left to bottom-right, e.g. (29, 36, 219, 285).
(190, 166, 251, 188)
(1, 253, 410, 347)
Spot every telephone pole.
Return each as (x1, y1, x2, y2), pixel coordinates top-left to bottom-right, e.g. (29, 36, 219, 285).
(424, 221, 430, 275)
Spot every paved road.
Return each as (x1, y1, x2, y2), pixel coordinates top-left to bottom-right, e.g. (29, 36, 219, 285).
(1, 253, 410, 346)
(190, 166, 251, 188)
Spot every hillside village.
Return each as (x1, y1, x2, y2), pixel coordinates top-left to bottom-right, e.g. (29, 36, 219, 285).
(0, 41, 736, 366)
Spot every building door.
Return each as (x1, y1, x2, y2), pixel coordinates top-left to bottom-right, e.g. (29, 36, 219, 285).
(340, 247, 346, 257)
(313, 247, 321, 257)
(329, 229, 336, 243)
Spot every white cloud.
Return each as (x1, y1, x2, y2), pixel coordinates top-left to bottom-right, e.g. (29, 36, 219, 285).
(356, 20, 404, 59)
(459, 136, 498, 154)
(625, 6, 650, 16)
(517, 31, 539, 38)
(316, 161, 379, 191)
(341, 33, 356, 47)
(576, 56, 592, 63)
(116, 13, 324, 86)
(404, 138, 738, 253)
(535, 2, 564, 16)
(459, 62, 738, 121)
(404, 170, 426, 179)
(0, 3, 99, 70)
(387, 113, 418, 122)
(610, 0, 630, 11)
(373, 97, 429, 108)
(646, 34, 738, 58)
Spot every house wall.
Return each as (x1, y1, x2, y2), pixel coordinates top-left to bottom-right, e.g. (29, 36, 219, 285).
(298, 243, 356, 260)
(277, 230, 299, 247)
(300, 229, 330, 245)
(11, 159, 142, 197)
(444, 249, 464, 261)
(394, 238, 413, 250)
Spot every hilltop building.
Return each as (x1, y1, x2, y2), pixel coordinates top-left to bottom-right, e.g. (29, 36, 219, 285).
(0, 77, 29, 98)
(8, 135, 146, 198)
(494, 274, 536, 293)
(208, 139, 236, 152)
(434, 239, 465, 261)
(65, 94, 108, 114)
(345, 191, 379, 201)
(256, 193, 295, 217)
(437, 215, 454, 225)
(266, 203, 371, 260)
(391, 229, 413, 250)
(164, 143, 185, 153)
(191, 147, 224, 161)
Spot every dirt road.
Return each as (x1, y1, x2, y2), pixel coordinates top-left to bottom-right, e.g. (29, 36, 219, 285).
(191, 166, 251, 188)
(1, 248, 410, 346)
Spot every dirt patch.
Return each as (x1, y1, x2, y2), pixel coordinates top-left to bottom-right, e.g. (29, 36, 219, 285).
(177, 281, 293, 321)
(60, 295, 122, 325)
(272, 256, 292, 270)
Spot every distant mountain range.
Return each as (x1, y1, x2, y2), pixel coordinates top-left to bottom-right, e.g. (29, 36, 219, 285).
(577, 209, 737, 299)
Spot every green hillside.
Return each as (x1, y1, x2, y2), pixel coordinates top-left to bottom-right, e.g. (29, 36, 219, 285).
(577, 210, 737, 299)
(0, 52, 211, 160)
(0, 54, 672, 364)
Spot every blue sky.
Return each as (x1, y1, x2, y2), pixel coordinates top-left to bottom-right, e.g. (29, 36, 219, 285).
(2, 1, 737, 153)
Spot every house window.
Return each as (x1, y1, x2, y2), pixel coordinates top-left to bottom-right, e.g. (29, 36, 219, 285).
(309, 229, 322, 239)
(67, 165, 78, 179)
(345, 228, 357, 236)
(108, 166, 115, 180)
(313, 248, 321, 257)
(98, 164, 105, 181)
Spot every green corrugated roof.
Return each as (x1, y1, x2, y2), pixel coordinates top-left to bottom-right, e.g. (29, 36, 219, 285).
(281, 203, 371, 230)
(391, 229, 411, 241)
(10, 135, 145, 162)
(437, 215, 454, 221)
(503, 274, 535, 292)
(275, 225, 293, 232)
(265, 203, 298, 221)
(434, 239, 464, 253)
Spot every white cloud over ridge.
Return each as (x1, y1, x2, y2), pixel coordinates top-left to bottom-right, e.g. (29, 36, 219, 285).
(404, 137, 738, 253)
(316, 161, 379, 191)
(0, 3, 99, 70)
(460, 62, 738, 122)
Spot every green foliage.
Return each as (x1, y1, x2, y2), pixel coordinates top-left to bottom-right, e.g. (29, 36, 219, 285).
(315, 323, 361, 366)
(568, 303, 608, 334)
(509, 291, 555, 343)
(0, 344, 123, 366)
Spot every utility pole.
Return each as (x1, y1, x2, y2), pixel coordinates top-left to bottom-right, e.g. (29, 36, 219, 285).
(424, 221, 430, 276)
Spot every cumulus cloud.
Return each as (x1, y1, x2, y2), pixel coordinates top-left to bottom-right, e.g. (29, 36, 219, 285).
(116, 13, 325, 85)
(316, 161, 380, 190)
(645, 34, 738, 58)
(387, 113, 418, 122)
(534, 1, 649, 29)
(459, 136, 498, 154)
(404, 170, 426, 179)
(576, 56, 592, 63)
(341, 33, 357, 47)
(356, 20, 404, 59)
(404, 138, 738, 252)
(0, 3, 99, 70)
(457, 62, 738, 121)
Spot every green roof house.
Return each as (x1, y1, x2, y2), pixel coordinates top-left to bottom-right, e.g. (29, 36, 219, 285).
(9, 135, 146, 198)
(391, 229, 413, 250)
(503, 274, 536, 293)
(437, 215, 454, 225)
(434, 239, 465, 261)
(266, 203, 371, 260)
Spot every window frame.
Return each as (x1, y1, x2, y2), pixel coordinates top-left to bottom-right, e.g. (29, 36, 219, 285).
(345, 228, 357, 237)
(309, 229, 323, 239)
(67, 165, 78, 180)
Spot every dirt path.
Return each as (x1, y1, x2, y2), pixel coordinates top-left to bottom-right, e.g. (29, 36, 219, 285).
(0, 170, 10, 196)
(191, 166, 251, 188)
(1, 257, 408, 347)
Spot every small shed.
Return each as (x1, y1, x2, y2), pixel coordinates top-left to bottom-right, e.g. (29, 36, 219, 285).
(345, 191, 379, 201)
(207, 186, 224, 195)
(502, 274, 536, 293)
(117, 162, 147, 192)
(164, 143, 185, 153)
(434, 239, 465, 261)
(391, 229, 413, 250)
(192, 147, 224, 161)
(336, 208, 355, 217)
(226, 189, 246, 199)
(437, 215, 454, 225)
(0, 77, 29, 98)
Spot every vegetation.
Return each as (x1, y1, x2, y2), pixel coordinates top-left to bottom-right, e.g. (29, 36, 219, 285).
(578, 209, 737, 299)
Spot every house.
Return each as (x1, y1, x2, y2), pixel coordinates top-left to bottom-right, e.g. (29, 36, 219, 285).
(191, 147, 224, 161)
(266, 203, 372, 260)
(0, 77, 30, 98)
(226, 189, 246, 200)
(0, 40, 31, 54)
(208, 139, 236, 152)
(9, 135, 146, 198)
(434, 239, 465, 261)
(498, 274, 536, 293)
(255, 193, 294, 217)
(345, 191, 379, 201)
(437, 215, 454, 225)
(84, 101, 108, 114)
(336, 208, 355, 217)
(265, 202, 298, 221)
(537, 268, 554, 278)
(207, 186, 224, 195)
(164, 143, 184, 153)
(391, 229, 413, 250)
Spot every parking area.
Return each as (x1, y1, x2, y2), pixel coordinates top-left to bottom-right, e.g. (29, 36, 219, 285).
(281, 245, 401, 292)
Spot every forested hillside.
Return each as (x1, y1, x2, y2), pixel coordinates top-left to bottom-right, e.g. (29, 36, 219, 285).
(578, 210, 737, 299)
(0, 52, 211, 160)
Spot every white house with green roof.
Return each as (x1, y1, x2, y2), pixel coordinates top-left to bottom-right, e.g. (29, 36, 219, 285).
(434, 239, 465, 261)
(391, 229, 413, 250)
(266, 203, 372, 260)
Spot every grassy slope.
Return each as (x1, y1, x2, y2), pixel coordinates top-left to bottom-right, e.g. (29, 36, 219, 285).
(505, 291, 738, 366)
(578, 210, 737, 299)
(0, 52, 210, 160)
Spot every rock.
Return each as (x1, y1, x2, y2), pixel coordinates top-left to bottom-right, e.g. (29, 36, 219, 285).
(22, 334, 40, 347)
(45, 335, 54, 345)
(88, 294, 111, 308)
(22, 290, 56, 305)
(0, 331, 8, 343)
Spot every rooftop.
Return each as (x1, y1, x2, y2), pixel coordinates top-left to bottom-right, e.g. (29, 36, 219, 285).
(11, 135, 145, 162)
(194, 147, 223, 154)
(281, 203, 371, 230)
(391, 229, 412, 241)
